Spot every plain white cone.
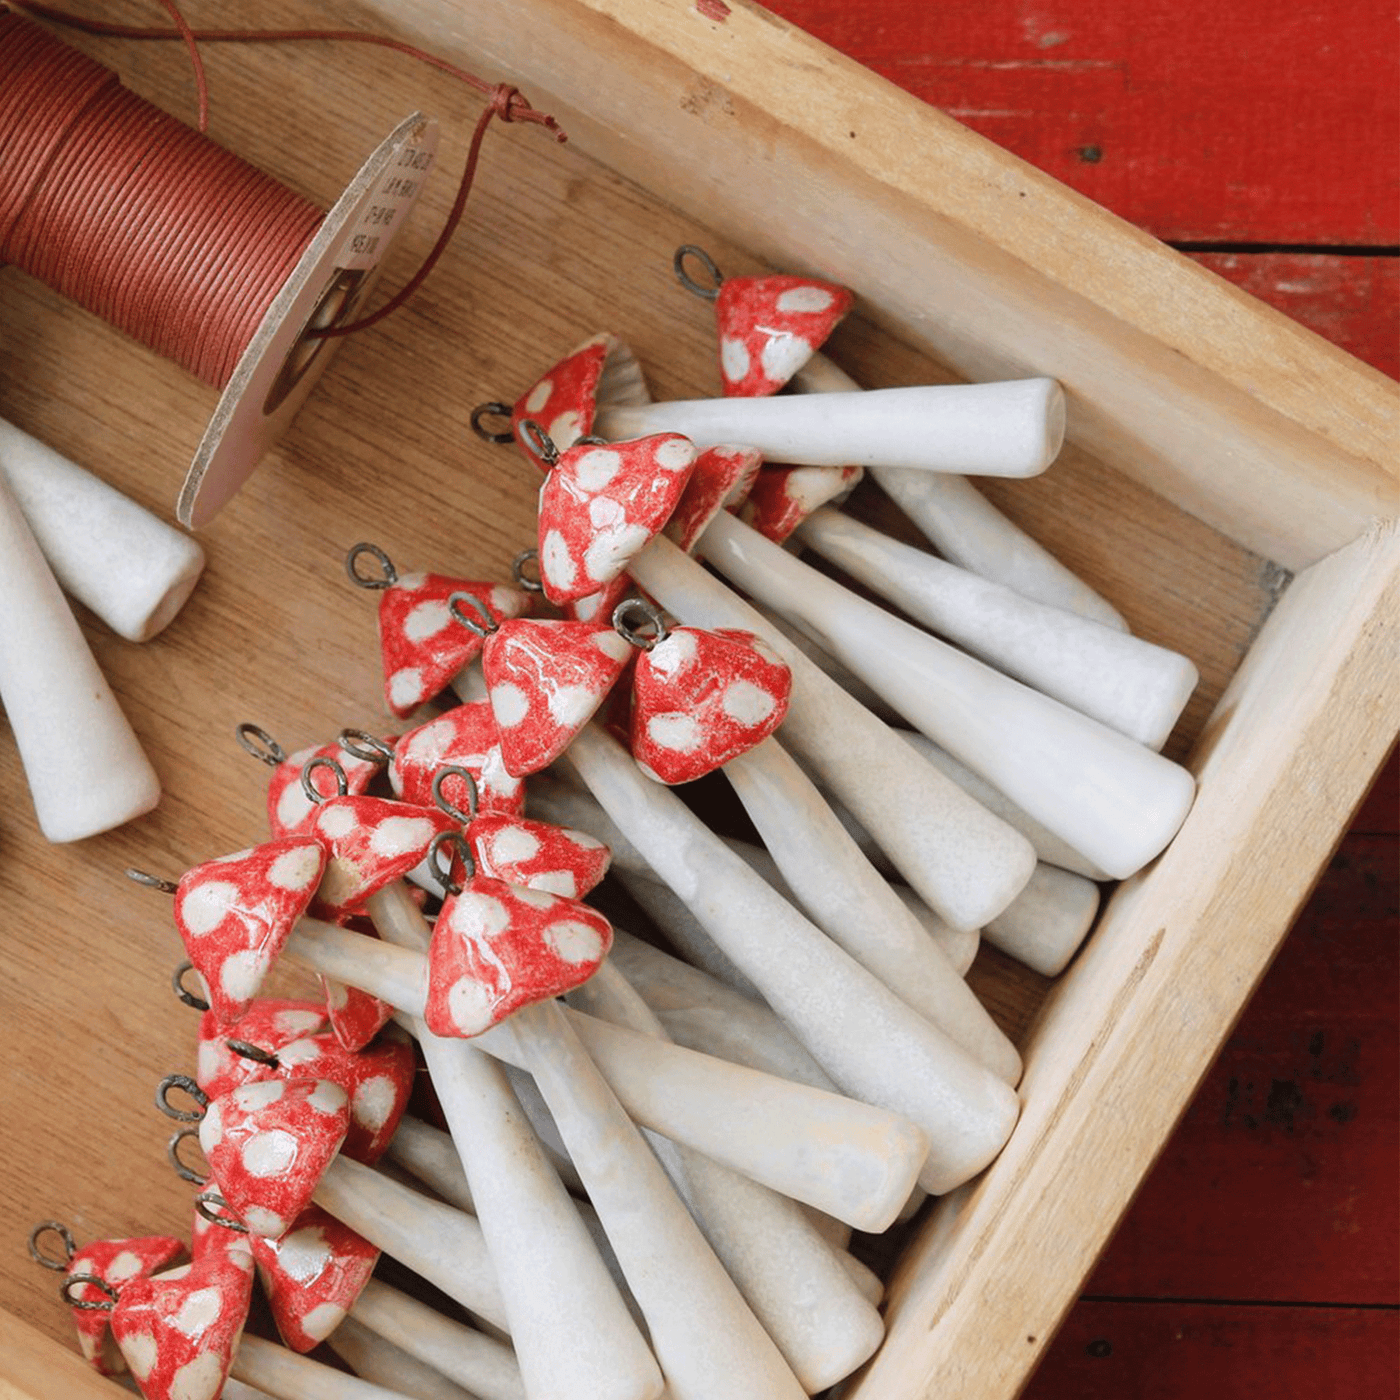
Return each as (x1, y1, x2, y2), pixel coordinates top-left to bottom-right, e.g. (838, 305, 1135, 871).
(0, 470, 160, 840)
(0, 417, 205, 641)
(697, 510, 1197, 881)
(596, 379, 1064, 476)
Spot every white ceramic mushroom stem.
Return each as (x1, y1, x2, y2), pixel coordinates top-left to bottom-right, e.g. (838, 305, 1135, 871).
(281, 918, 922, 1230)
(489, 995, 809, 1400)
(364, 883, 664, 1400)
(697, 510, 1197, 881)
(347, 1280, 527, 1400)
(792, 354, 1127, 631)
(594, 379, 1064, 477)
(0, 470, 161, 841)
(310, 1154, 507, 1333)
(562, 723, 1020, 1195)
(795, 505, 1198, 750)
(329, 1314, 489, 1400)
(231, 1333, 427, 1400)
(724, 735, 1019, 1081)
(0, 418, 206, 641)
(627, 535, 1036, 931)
(569, 961, 885, 1395)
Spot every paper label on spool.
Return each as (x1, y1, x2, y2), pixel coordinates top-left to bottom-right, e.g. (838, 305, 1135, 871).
(340, 132, 436, 272)
(180, 114, 439, 529)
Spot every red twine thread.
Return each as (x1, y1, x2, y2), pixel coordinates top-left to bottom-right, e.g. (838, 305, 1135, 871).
(0, 5, 564, 384)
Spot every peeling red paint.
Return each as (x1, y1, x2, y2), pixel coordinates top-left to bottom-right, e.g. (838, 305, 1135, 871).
(697, 0, 732, 21)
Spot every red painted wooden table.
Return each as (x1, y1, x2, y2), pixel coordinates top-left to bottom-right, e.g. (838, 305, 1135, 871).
(763, 2, 1400, 1393)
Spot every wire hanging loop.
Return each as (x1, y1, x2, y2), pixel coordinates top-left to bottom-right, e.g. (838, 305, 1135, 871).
(235, 722, 286, 767)
(172, 961, 210, 1012)
(428, 829, 475, 898)
(346, 541, 398, 589)
(517, 418, 560, 467)
(613, 597, 670, 651)
(470, 401, 516, 444)
(60, 1274, 120, 1311)
(127, 867, 178, 895)
(28, 1221, 76, 1271)
(226, 1038, 280, 1068)
(431, 764, 480, 827)
(168, 1128, 209, 1186)
(156, 1073, 209, 1123)
(512, 548, 544, 593)
(194, 1192, 250, 1234)
(674, 244, 724, 301)
(301, 754, 350, 806)
(449, 589, 502, 639)
(337, 728, 396, 765)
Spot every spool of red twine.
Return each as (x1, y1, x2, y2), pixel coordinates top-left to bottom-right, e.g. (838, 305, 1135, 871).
(0, 9, 326, 388)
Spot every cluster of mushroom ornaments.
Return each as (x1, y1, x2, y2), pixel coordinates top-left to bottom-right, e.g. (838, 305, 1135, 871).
(33, 249, 1201, 1400)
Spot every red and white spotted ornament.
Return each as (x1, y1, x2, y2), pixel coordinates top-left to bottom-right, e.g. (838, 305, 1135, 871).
(736, 462, 865, 543)
(510, 332, 636, 471)
(469, 812, 611, 899)
(66, 1235, 183, 1375)
(423, 877, 613, 1038)
(664, 443, 762, 552)
(198, 1078, 350, 1240)
(713, 274, 853, 398)
(481, 617, 633, 777)
(537, 432, 698, 605)
(308, 792, 459, 918)
(195, 999, 329, 1102)
(173, 838, 328, 1027)
(354, 551, 532, 718)
(108, 1245, 254, 1400)
(630, 626, 792, 784)
(390, 701, 525, 816)
(249, 1205, 380, 1353)
(263, 740, 383, 839)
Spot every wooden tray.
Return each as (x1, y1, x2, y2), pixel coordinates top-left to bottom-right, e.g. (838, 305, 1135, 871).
(0, 2, 1395, 1396)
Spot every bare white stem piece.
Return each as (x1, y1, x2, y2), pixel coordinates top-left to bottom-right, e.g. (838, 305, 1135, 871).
(0, 418, 205, 641)
(628, 535, 1037, 930)
(570, 962, 885, 1394)
(220, 1380, 279, 1400)
(311, 1155, 507, 1333)
(794, 505, 1197, 749)
(491, 996, 808, 1400)
(607, 929, 837, 1092)
(984, 861, 1102, 977)
(563, 724, 1020, 1195)
(724, 736, 1019, 1081)
(792, 354, 1126, 631)
(595, 380, 1064, 477)
(0, 470, 161, 841)
(329, 1315, 487, 1400)
(285, 918, 926, 1228)
(232, 1333, 421, 1400)
(366, 885, 665, 1400)
(698, 511, 1196, 881)
(350, 1281, 526, 1400)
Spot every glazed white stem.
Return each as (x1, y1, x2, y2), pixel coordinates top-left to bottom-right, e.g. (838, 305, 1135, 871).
(329, 1314, 487, 1400)
(0, 470, 161, 841)
(563, 723, 1020, 1195)
(311, 1155, 506, 1333)
(724, 736, 1019, 1081)
(282, 919, 924, 1229)
(595, 379, 1064, 476)
(0, 418, 205, 641)
(350, 1281, 526, 1400)
(366, 885, 665, 1400)
(697, 510, 1197, 881)
(792, 354, 1126, 630)
(794, 505, 1197, 750)
(569, 962, 885, 1395)
(493, 997, 809, 1400)
(627, 535, 1036, 930)
(232, 1333, 421, 1400)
